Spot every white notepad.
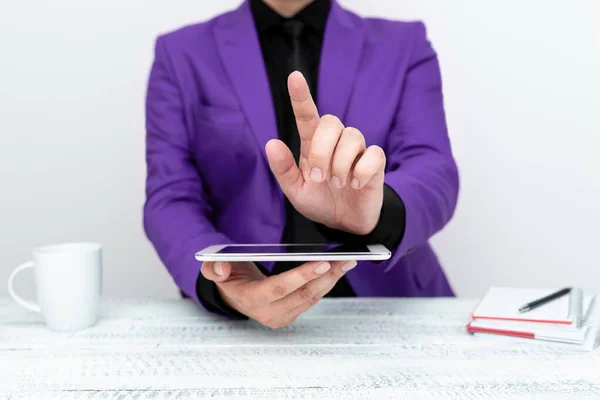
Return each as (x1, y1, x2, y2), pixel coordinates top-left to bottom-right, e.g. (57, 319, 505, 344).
(471, 287, 584, 326)
(468, 296, 594, 343)
(472, 295, 599, 351)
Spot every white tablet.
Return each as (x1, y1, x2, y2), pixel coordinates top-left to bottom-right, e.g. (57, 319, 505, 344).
(195, 243, 391, 262)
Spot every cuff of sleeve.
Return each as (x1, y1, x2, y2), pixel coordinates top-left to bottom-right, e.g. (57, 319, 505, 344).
(194, 262, 273, 320)
(195, 272, 248, 320)
(315, 184, 406, 250)
(254, 262, 271, 276)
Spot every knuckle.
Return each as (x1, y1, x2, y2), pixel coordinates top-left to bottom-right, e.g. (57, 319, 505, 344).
(298, 286, 314, 302)
(271, 284, 286, 298)
(370, 145, 386, 160)
(308, 294, 321, 307)
(321, 114, 342, 127)
(343, 126, 364, 143)
(295, 110, 316, 122)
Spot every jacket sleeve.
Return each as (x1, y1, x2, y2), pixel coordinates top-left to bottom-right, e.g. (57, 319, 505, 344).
(383, 22, 459, 265)
(143, 36, 233, 309)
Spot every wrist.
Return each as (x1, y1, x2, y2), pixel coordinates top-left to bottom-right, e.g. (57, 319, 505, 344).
(329, 214, 380, 236)
(314, 184, 405, 251)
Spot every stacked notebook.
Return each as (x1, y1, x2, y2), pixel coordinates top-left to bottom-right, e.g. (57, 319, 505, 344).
(467, 287, 599, 351)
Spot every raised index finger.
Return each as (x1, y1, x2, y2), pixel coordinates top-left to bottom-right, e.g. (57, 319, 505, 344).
(288, 71, 320, 158)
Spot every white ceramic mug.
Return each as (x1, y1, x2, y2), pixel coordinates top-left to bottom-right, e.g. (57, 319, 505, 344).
(8, 242, 103, 332)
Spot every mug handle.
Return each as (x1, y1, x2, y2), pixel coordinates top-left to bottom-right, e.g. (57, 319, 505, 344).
(8, 261, 42, 313)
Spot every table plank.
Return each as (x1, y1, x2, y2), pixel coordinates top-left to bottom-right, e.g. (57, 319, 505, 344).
(1, 298, 599, 400)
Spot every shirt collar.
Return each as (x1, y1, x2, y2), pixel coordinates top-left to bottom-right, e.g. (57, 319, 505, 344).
(250, 0, 331, 34)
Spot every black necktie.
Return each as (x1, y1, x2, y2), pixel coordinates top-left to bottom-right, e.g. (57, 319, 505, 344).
(282, 20, 310, 163)
(283, 20, 310, 83)
(278, 18, 320, 248)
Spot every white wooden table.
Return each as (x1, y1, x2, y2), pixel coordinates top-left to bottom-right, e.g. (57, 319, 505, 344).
(1, 298, 599, 399)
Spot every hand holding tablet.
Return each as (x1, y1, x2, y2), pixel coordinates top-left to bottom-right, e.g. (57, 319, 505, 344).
(197, 242, 391, 328)
(200, 258, 358, 329)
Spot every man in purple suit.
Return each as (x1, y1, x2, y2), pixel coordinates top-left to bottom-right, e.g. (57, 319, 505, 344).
(144, 0, 459, 328)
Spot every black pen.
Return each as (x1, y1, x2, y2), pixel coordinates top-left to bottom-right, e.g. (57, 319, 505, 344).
(519, 287, 572, 313)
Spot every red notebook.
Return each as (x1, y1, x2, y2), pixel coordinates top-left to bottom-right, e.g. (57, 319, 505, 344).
(467, 318, 590, 342)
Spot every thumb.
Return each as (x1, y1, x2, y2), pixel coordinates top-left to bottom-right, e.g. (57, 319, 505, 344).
(201, 261, 232, 283)
(265, 139, 303, 200)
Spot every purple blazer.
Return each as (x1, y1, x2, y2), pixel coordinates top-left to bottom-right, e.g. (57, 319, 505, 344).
(144, 0, 459, 309)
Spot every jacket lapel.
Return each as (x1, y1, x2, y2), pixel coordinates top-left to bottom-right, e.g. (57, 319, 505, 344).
(213, 1, 278, 166)
(318, 1, 365, 122)
(213, 0, 365, 162)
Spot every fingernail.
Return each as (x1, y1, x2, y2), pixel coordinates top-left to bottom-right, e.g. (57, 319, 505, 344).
(315, 262, 331, 275)
(310, 167, 323, 182)
(351, 178, 360, 189)
(331, 176, 342, 188)
(341, 261, 357, 272)
(214, 262, 224, 276)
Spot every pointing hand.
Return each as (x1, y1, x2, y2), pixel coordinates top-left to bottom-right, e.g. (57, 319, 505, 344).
(265, 71, 385, 234)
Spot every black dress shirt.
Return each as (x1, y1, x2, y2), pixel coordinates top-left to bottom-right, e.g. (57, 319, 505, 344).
(194, 0, 406, 318)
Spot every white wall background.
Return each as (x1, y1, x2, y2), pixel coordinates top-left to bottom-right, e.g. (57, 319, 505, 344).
(1, 1, 599, 300)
